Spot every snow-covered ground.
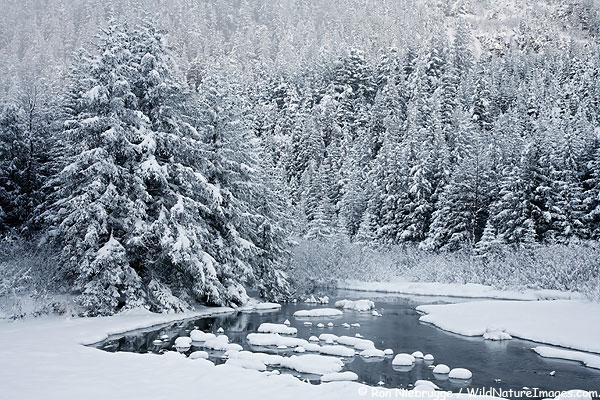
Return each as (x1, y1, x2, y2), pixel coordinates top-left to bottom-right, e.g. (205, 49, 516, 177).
(339, 280, 584, 301)
(533, 347, 600, 370)
(416, 300, 600, 354)
(0, 307, 512, 400)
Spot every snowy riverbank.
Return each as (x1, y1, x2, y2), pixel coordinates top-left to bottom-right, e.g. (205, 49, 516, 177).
(417, 300, 600, 367)
(338, 280, 584, 301)
(1, 306, 509, 400)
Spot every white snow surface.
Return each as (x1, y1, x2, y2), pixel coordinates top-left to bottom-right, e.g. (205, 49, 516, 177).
(246, 333, 309, 348)
(533, 346, 600, 370)
(339, 280, 584, 301)
(279, 354, 344, 375)
(417, 300, 600, 354)
(433, 364, 451, 374)
(449, 368, 472, 380)
(321, 371, 359, 382)
(253, 302, 282, 310)
(392, 353, 416, 366)
(360, 348, 386, 358)
(334, 299, 375, 312)
(293, 308, 343, 317)
(257, 323, 298, 335)
(190, 329, 216, 342)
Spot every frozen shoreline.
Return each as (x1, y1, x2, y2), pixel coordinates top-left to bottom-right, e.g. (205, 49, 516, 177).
(416, 300, 600, 355)
(1, 306, 505, 400)
(338, 280, 585, 301)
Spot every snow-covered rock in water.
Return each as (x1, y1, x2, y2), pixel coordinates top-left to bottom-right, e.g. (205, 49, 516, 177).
(342, 323, 351, 328)
(392, 353, 416, 366)
(293, 308, 343, 318)
(277, 345, 288, 349)
(152, 339, 163, 346)
(304, 343, 321, 352)
(294, 346, 306, 353)
(424, 354, 434, 361)
(225, 357, 267, 371)
(246, 333, 308, 348)
(279, 354, 344, 375)
(327, 322, 334, 328)
(334, 299, 375, 312)
(203, 335, 241, 352)
(227, 351, 283, 366)
(319, 345, 356, 357)
(188, 351, 209, 360)
(337, 336, 375, 350)
(319, 334, 338, 342)
(414, 380, 439, 390)
(190, 329, 216, 342)
(351, 323, 360, 327)
(217, 327, 225, 334)
(360, 348, 386, 358)
(483, 328, 512, 341)
(411, 351, 424, 358)
(449, 368, 472, 380)
(303, 322, 313, 326)
(371, 310, 382, 317)
(317, 323, 325, 328)
(160, 334, 169, 340)
(354, 333, 363, 338)
(254, 302, 282, 311)
(413, 384, 436, 392)
(384, 349, 394, 356)
(433, 364, 450, 374)
(174, 336, 192, 351)
(318, 296, 330, 304)
(283, 319, 291, 326)
(320, 371, 359, 382)
(257, 323, 298, 335)
(309, 336, 319, 342)
(325, 338, 335, 345)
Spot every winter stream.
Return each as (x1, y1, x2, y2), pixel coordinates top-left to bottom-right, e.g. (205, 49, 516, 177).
(93, 290, 600, 397)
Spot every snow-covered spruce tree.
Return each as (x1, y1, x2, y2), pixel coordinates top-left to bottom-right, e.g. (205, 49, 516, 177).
(41, 24, 147, 314)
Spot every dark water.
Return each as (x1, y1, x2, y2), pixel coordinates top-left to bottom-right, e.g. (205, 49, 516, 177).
(94, 290, 600, 397)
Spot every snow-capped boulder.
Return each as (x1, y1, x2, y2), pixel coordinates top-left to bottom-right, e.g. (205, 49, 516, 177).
(336, 336, 375, 350)
(174, 336, 192, 351)
(433, 364, 450, 374)
(360, 348, 386, 358)
(327, 322, 334, 327)
(190, 329, 216, 342)
(392, 353, 416, 366)
(293, 308, 343, 317)
(283, 319, 291, 326)
(319, 334, 338, 342)
(411, 351, 424, 358)
(424, 354, 434, 361)
(294, 346, 306, 353)
(334, 299, 375, 312)
(152, 339, 163, 346)
(216, 327, 225, 334)
(309, 336, 319, 342)
(320, 371, 359, 382)
(189, 351, 209, 360)
(384, 349, 394, 356)
(257, 323, 297, 335)
(317, 323, 325, 328)
(279, 354, 344, 375)
(254, 302, 282, 311)
(342, 323, 351, 328)
(449, 368, 472, 380)
(414, 380, 439, 390)
(246, 333, 308, 348)
(319, 345, 356, 357)
(351, 323, 360, 327)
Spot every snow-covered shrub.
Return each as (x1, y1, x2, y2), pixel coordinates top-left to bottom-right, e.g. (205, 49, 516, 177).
(290, 238, 600, 300)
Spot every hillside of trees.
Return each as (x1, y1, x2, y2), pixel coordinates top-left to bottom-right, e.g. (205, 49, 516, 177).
(1, 0, 600, 316)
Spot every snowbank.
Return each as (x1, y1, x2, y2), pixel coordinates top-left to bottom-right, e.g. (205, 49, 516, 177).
(257, 323, 298, 335)
(339, 280, 584, 301)
(417, 300, 600, 353)
(533, 346, 600, 369)
(334, 299, 375, 312)
(293, 308, 343, 317)
(254, 302, 282, 310)
(0, 307, 514, 400)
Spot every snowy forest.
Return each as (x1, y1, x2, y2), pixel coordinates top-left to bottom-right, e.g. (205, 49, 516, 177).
(2, 0, 600, 317)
